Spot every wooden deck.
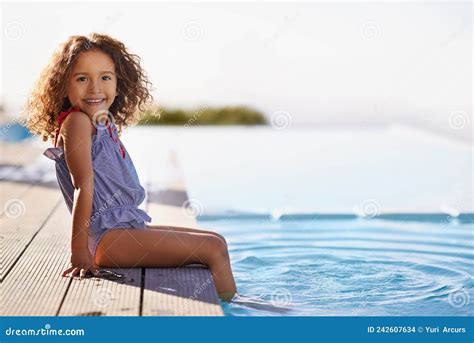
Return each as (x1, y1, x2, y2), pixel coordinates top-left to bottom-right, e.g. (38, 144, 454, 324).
(0, 150, 224, 316)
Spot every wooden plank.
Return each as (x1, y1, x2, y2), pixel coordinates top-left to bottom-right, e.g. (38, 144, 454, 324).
(142, 266, 223, 316)
(1, 201, 71, 315)
(142, 150, 224, 316)
(58, 266, 142, 316)
(1, 184, 61, 281)
(2, 197, 143, 316)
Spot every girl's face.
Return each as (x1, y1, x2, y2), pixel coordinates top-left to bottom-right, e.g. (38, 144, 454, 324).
(66, 49, 117, 116)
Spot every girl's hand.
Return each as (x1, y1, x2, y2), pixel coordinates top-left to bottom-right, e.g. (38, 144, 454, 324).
(62, 249, 98, 279)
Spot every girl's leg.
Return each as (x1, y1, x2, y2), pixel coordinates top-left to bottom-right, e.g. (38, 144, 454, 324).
(145, 224, 227, 246)
(95, 228, 237, 301)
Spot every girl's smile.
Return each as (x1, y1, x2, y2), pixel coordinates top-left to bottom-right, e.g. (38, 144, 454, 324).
(83, 98, 105, 105)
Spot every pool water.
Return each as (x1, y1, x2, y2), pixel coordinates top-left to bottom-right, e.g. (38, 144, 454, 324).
(198, 215, 474, 316)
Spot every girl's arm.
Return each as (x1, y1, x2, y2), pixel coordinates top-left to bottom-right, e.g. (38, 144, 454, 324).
(60, 111, 97, 278)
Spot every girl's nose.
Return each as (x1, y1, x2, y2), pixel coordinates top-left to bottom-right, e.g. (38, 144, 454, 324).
(88, 80, 101, 93)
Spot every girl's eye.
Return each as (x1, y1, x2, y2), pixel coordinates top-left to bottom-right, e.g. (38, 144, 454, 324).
(76, 75, 112, 82)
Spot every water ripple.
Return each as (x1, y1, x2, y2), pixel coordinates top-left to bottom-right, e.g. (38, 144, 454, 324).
(205, 218, 474, 316)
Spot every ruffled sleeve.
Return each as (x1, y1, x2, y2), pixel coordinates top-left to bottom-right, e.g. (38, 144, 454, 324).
(43, 147, 64, 161)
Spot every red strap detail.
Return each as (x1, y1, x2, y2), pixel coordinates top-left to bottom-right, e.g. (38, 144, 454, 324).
(105, 120, 126, 159)
(54, 106, 81, 148)
(106, 122, 114, 139)
(119, 143, 125, 158)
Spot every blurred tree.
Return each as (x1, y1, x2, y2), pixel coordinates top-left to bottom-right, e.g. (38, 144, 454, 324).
(138, 105, 267, 126)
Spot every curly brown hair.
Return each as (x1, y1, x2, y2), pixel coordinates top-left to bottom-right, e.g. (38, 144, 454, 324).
(25, 33, 153, 142)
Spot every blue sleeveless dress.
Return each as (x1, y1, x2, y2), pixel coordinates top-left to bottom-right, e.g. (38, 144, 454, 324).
(43, 106, 152, 258)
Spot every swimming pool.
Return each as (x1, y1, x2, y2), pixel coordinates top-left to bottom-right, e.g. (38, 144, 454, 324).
(196, 215, 472, 316)
(131, 125, 472, 316)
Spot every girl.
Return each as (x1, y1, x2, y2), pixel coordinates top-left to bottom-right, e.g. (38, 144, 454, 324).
(26, 33, 237, 302)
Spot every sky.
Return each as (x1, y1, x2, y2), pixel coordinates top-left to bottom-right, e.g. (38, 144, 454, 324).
(1, 1, 472, 141)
